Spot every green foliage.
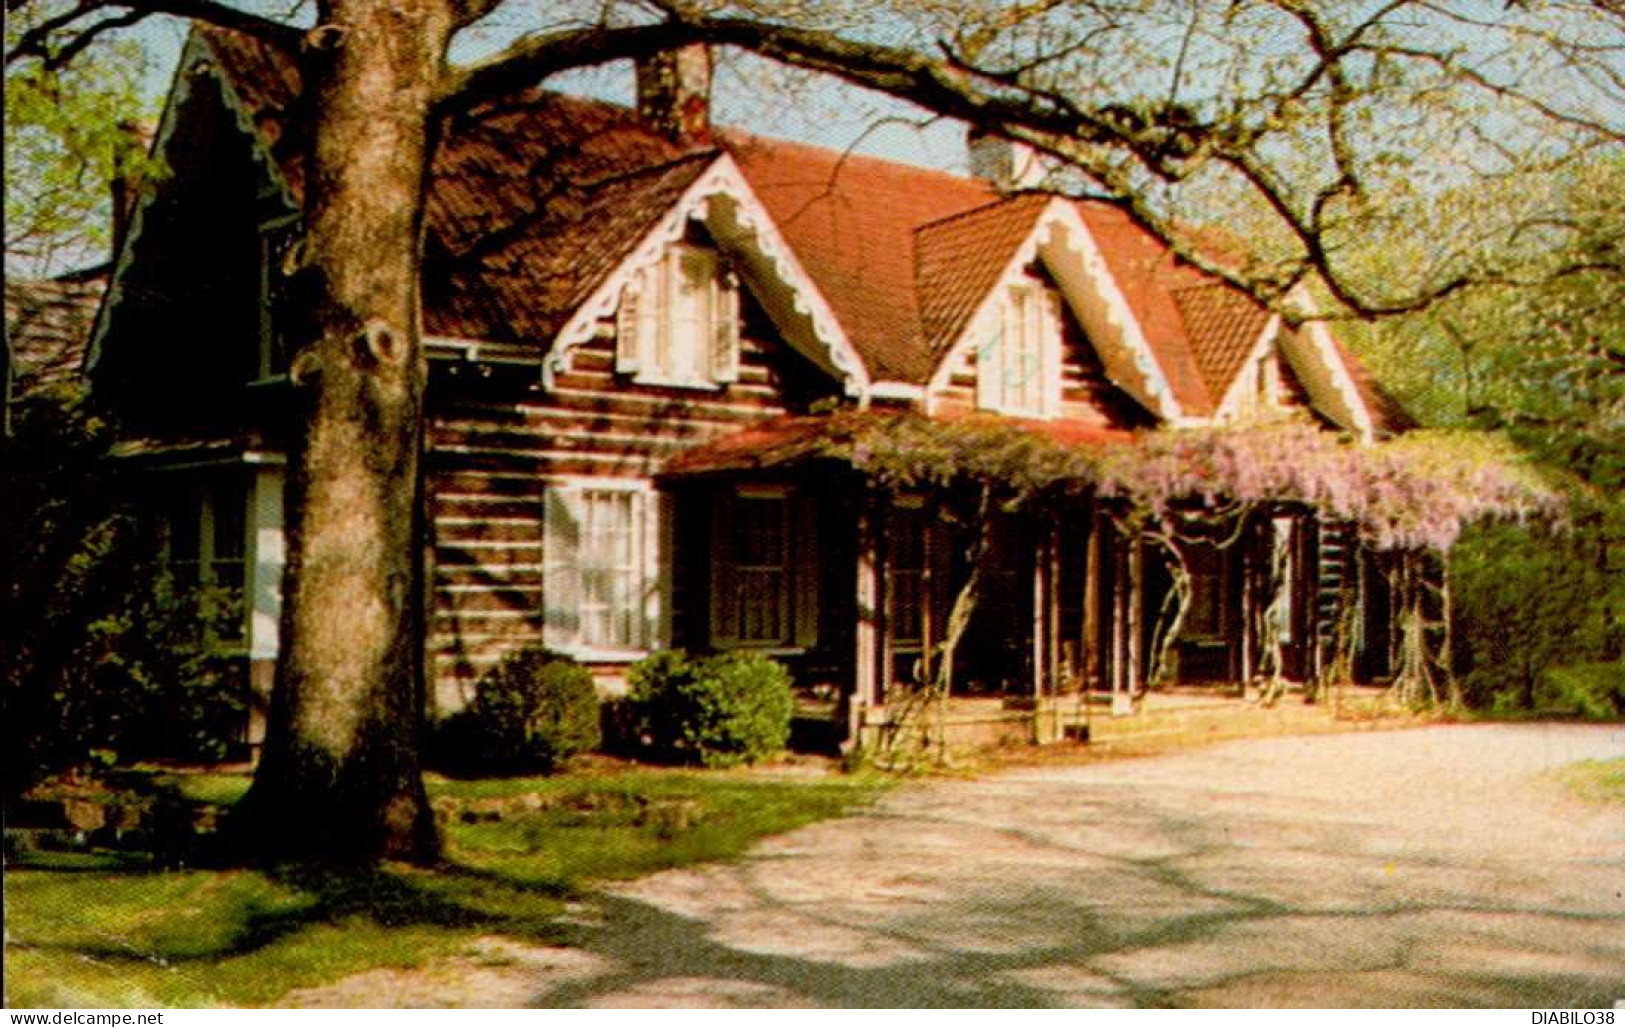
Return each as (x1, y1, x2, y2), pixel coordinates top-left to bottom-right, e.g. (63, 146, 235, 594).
(625, 650, 794, 768)
(2, 389, 245, 796)
(3, 10, 159, 274)
(436, 648, 601, 774)
(1553, 758, 1625, 806)
(434, 770, 887, 888)
(1351, 159, 1623, 713)
(1454, 521, 1620, 714)
(1538, 663, 1625, 721)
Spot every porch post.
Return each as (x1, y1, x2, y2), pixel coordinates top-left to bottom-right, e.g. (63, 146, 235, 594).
(851, 491, 880, 742)
(1046, 521, 1066, 741)
(247, 464, 286, 749)
(1082, 507, 1103, 696)
(1240, 523, 1256, 689)
(1030, 523, 1047, 702)
(1124, 533, 1143, 710)
(1110, 527, 1131, 716)
(1079, 507, 1105, 695)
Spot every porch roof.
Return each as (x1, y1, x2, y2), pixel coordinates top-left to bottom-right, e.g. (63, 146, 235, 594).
(662, 410, 1131, 478)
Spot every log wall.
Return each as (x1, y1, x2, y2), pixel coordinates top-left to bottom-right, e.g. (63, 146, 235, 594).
(424, 295, 841, 710)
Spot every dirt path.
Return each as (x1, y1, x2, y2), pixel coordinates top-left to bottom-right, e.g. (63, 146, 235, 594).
(289, 723, 1625, 1008)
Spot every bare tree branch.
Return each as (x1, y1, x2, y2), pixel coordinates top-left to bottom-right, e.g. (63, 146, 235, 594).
(6, 0, 304, 66)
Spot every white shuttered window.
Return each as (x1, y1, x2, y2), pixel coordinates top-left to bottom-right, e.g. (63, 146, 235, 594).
(615, 242, 740, 387)
(544, 481, 666, 656)
(978, 279, 1061, 418)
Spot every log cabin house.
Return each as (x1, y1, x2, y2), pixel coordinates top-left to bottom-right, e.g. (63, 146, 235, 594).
(86, 27, 1414, 749)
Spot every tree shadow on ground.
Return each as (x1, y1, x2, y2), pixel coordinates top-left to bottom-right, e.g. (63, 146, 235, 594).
(509, 860, 1625, 1008)
(487, 780, 1625, 1009)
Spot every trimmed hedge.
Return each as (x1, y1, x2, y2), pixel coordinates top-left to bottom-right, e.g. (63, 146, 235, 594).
(624, 650, 793, 768)
(437, 647, 600, 774)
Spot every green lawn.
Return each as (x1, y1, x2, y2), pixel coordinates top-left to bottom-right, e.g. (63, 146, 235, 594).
(1553, 757, 1625, 805)
(4, 767, 887, 1008)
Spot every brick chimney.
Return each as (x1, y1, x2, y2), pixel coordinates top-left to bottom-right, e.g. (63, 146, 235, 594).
(636, 45, 712, 141)
(968, 129, 1046, 192)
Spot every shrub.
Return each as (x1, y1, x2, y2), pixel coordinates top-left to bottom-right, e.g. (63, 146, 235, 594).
(1538, 662, 1625, 721)
(2, 387, 249, 796)
(1452, 517, 1622, 712)
(625, 650, 793, 768)
(440, 648, 601, 773)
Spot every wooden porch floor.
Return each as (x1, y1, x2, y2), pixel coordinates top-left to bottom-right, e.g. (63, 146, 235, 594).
(825, 683, 1393, 753)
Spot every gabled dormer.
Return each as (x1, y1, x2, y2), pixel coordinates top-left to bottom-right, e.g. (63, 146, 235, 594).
(1207, 317, 1316, 426)
(918, 196, 1183, 428)
(614, 233, 741, 389)
(541, 153, 868, 402)
(86, 28, 300, 434)
(974, 271, 1061, 418)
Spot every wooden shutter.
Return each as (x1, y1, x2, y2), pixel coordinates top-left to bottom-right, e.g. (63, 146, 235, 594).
(711, 269, 741, 383)
(650, 490, 674, 649)
(543, 486, 582, 649)
(615, 280, 642, 374)
(792, 492, 820, 648)
(709, 493, 737, 645)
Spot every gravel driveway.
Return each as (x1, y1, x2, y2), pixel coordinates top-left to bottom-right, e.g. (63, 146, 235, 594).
(293, 723, 1625, 1008)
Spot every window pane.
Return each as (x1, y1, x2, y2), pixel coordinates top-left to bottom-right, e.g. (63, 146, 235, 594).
(992, 283, 1053, 415)
(730, 496, 787, 643)
(890, 508, 927, 644)
(578, 489, 643, 648)
(212, 480, 247, 562)
(735, 497, 784, 567)
(650, 245, 717, 382)
(170, 491, 201, 565)
(1185, 544, 1223, 637)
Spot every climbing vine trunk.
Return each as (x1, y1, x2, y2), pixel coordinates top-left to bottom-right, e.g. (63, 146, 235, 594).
(240, 0, 454, 863)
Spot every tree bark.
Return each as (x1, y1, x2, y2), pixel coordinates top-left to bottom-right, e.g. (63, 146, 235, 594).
(238, 0, 454, 864)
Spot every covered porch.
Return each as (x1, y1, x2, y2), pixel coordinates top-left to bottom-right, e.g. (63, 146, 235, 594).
(841, 490, 1395, 752)
(663, 411, 1408, 754)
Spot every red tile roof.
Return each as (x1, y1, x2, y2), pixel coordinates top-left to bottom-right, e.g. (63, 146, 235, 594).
(1170, 281, 1273, 404)
(1072, 203, 1215, 415)
(914, 194, 1052, 363)
(195, 26, 1405, 432)
(724, 132, 998, 382)
(4, 275, 105, 400)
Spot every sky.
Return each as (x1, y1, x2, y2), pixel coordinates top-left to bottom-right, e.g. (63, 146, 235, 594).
(121, 11, 976, 176)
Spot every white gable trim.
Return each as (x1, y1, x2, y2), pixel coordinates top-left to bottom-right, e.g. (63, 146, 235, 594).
(84, 31, 298, 376)
(925, 197, 1183, 423)
(1212, 313, 1282, 422)
(1284, 288, 1376, 442)
(542, 153, 869, 398)
(869, 381, 925, 403)
(84, 34, 202, 376)
(202, 35, 299, 212)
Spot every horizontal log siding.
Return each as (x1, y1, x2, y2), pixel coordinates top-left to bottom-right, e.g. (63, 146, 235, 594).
(1058, 316, 1150, 426)
(425, 303, 839, 708)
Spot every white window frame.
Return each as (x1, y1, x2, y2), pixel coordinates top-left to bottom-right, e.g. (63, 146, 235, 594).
(255, 214, 299, 383)
(543, 477, 668, 661)
(163, 477, 250, 645)
(712, 485, 792, 648)
(977, 277, 1060, 418)
(616, 241, 740, 390)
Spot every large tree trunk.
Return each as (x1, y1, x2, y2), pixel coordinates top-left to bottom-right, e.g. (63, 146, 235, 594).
(239, 0, 454, 864)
